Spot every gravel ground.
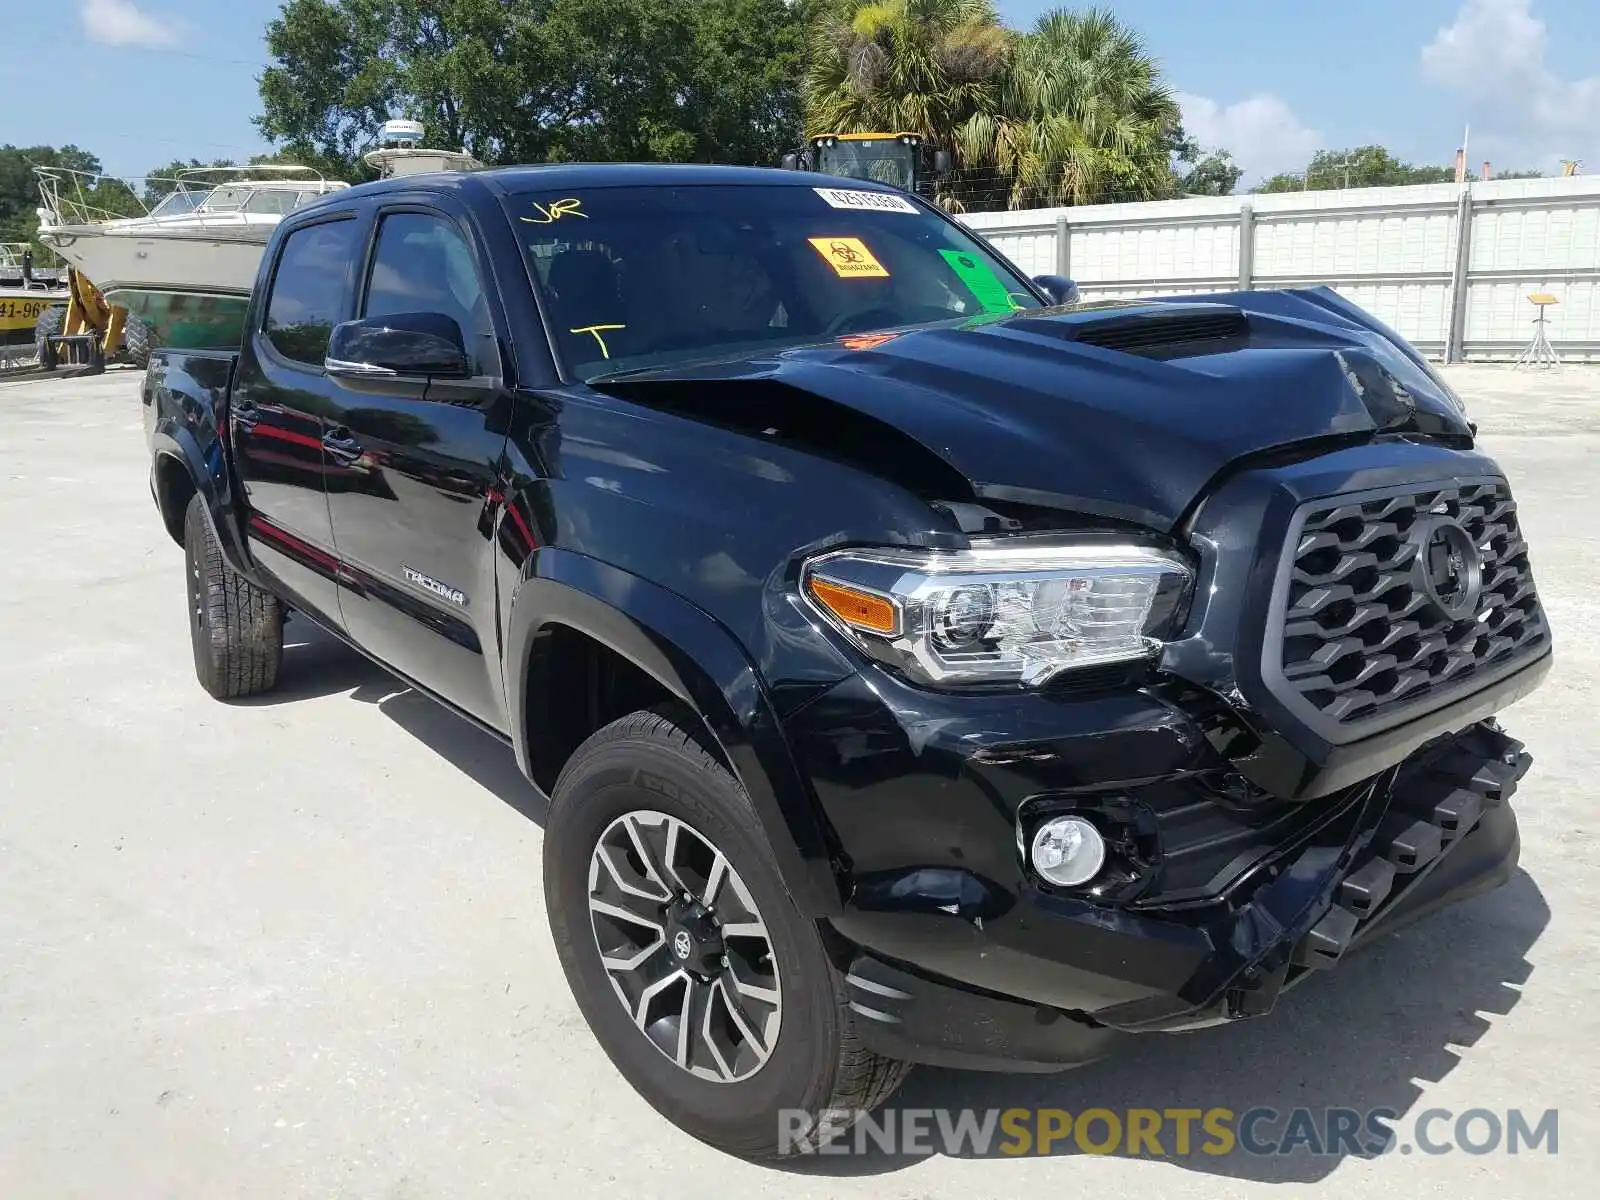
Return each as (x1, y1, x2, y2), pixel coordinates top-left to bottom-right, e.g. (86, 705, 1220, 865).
(1, 363, 1595, 1197)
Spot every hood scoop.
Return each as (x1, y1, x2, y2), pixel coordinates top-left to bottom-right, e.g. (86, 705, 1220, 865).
(1016, 304, 1251, 360)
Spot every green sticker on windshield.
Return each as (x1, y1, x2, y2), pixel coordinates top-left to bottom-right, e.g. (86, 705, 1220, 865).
(939, 249, 1022, 313)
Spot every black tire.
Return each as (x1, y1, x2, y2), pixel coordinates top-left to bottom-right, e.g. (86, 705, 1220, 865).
(543, 709, 909, 1159)
(182, 493, 283, 699)
(33, 303, 63, 364)
(121, 313, 154, 369)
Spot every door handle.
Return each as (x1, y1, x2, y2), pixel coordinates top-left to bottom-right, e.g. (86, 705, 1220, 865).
(322, 427, 363, 464)
(232, 400, 259, 431)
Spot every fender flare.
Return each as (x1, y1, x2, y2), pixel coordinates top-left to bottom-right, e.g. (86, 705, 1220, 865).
(504, 549, 845, 917)
(149, 421, 255, 576)
(145, 351, 255, 577)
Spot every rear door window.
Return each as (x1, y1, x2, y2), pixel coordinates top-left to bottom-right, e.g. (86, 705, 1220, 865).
(263, 218, 360, 366)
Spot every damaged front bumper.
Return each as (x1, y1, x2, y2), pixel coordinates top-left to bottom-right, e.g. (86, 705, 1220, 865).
(818, 718, 1530, 1073)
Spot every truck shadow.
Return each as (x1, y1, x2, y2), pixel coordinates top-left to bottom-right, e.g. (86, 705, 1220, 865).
(235, 618, 550, 826)
(243, 617, 1549, 1186)
(783, 869, 1547, 1184)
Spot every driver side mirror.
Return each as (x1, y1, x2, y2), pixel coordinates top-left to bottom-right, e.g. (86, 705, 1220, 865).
(326, 311, 471, 383)
(780, 152, 801, 171)
(932, 149, 953, 179)
(1032, 274, 1081, 306)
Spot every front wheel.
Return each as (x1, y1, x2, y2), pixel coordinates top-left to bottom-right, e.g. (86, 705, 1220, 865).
(543, 710, 908, 1158)
(33, 303, 64, 365)
(121, 313, 155, 369)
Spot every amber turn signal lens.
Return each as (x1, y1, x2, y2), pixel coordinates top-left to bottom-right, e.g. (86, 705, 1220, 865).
(806, 576, 898, 636)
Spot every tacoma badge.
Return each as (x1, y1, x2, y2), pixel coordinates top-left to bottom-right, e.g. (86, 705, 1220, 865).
(402, 565, 468, 608)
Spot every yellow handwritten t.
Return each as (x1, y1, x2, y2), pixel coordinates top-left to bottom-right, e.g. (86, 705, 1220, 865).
(570, 324, 625, 358)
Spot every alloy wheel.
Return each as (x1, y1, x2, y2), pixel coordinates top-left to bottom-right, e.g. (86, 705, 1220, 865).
(586, 809, 782, 1083)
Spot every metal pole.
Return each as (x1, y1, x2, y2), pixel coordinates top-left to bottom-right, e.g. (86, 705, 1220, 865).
(1237, 203, 1255, 290)
(1054, 215, 1071, 278)
(1445, 184, 1475, 363)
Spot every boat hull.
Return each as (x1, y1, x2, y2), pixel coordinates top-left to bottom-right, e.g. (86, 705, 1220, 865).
(43, 228, 265, 299)
(40, 228, 267, 350)
(113, 289, 252, 351)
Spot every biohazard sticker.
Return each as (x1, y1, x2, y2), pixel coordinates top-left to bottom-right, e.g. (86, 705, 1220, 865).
(808, 236, 890, 278)
(813, 187, 918, 214)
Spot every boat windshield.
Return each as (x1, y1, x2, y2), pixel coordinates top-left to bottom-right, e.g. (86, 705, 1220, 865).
(242, 189, 309, 215)
(201, 186, 253, 212)
(147, 190, 209, 220)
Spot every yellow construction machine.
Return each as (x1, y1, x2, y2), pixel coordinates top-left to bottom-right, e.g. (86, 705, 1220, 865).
(14, 266, 132, 376)
(780, 132, 952, 199)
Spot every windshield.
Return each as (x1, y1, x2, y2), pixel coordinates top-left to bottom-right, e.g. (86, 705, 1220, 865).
(815, 140, 916, 191)
(242, 189, 304, 215)
(510, 183, 1041, 380)
(147, 189, 208, 219)
(202, 185, 251, 212)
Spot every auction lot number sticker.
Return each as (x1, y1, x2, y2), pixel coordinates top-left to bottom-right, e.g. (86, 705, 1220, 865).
(813, 187, 919, 214)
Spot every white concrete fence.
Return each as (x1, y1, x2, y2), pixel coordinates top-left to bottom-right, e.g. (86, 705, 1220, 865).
(962, 176, 1600, 362)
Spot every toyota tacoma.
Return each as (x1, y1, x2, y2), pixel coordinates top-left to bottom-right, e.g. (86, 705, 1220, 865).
(141, 164, 1551, 1158)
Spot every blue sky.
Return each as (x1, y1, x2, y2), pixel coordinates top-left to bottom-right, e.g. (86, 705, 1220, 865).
(1, 0, 1595, 185)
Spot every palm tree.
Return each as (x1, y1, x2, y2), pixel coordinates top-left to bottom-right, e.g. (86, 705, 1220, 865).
(959, 8, 1181, 208)
(804, 0, 1012, 149)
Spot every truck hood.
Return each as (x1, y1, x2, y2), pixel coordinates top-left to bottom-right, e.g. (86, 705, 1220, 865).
(595, 287, 1472, 531)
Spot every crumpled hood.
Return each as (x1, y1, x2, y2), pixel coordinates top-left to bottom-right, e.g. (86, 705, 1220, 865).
(605, 287, 1472, 531)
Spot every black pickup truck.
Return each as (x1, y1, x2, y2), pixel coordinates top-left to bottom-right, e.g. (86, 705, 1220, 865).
(143, 163, 1550, 1158)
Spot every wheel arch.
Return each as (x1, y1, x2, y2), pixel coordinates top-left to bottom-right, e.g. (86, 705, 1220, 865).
(147, 420, 252, 574)
(505, 550, 845, 918)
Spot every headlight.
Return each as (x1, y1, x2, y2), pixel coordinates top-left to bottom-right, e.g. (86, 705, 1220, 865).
(800, 539, 1192, 687)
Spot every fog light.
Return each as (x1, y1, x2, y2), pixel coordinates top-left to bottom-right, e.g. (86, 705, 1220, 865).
(1030, 816, 1106, 887)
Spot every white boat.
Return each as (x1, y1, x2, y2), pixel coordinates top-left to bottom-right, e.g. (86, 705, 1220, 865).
(33, 165, 351, 352)
(31, 122, 481, 354)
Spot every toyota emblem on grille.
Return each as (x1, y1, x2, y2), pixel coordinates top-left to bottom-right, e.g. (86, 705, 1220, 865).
(1410, 515, 1484, 621)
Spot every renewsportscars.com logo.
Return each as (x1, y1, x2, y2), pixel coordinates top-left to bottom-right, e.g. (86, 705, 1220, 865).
(779, 1106, 1561, 1158)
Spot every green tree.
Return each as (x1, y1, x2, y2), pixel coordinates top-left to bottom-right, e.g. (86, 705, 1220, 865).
(956, 7, 1181, 208)
(1172, 129, 1242, 196)
(257, 0, 806, 170)
(1, 144, 140, 261)
(804, 0, 1011, 148)
(803, 4, 1187, 210)
(1256, 145, 1456, 193)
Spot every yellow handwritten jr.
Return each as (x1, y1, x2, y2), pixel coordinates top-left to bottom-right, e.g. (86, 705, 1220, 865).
(569, 324, 626, 359)
(521, 197, 587, 224)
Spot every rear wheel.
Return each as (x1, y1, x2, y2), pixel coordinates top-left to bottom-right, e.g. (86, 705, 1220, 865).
(183, 493, 283, 699)
(543, 710, 908, 1158)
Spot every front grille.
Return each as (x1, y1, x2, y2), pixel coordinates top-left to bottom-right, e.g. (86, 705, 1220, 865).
(1268, 478, 1548, 732)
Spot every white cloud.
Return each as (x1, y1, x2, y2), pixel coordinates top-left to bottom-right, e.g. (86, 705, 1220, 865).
(1421, 0, 1599, 171)
(1177, 92, 1322, 186)
(80, 0, 179, 48)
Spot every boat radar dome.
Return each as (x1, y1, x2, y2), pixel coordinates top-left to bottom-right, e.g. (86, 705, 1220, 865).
(378, 119, 427, 148)
(364, 119, 482, 178)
